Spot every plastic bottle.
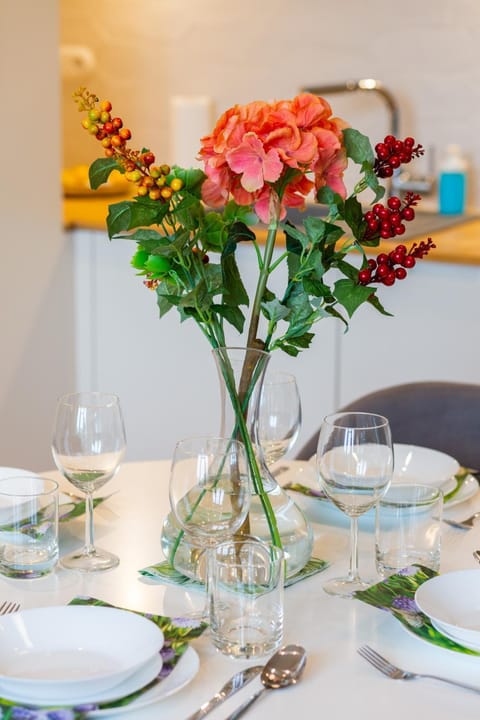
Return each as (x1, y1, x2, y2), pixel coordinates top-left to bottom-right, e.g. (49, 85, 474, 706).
(438, 144, 467, 215)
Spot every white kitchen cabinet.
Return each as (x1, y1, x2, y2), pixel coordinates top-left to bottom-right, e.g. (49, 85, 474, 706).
(338, 259, 480, 406)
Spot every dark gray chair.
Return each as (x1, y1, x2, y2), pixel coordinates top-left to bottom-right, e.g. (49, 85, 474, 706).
(296, 381, 480, 470)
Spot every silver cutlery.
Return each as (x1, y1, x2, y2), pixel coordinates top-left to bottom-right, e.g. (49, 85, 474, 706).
(442, 510, 480, 530)
(358, 644, 480, 693)
(224, 644, 307, 720)
(184, 665, 263, 720)
(473, 550, 480, 563)
(0, 601, 20, 615)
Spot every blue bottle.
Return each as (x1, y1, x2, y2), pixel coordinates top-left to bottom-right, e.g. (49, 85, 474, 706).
(439, 144, 467, 215)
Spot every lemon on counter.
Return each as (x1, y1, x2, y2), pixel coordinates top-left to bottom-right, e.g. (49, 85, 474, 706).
(62, 164, 128, 197)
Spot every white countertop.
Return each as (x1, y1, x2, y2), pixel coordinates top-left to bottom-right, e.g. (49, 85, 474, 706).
(3, 459, 480, 719)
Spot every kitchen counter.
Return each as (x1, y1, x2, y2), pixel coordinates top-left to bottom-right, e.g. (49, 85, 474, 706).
(64, 195, 480, 266)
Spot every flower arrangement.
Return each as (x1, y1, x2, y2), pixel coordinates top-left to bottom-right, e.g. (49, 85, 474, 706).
(73, 88, 435, 565)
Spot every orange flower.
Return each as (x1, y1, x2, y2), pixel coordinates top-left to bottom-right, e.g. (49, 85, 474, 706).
(199, 93, 348, 223)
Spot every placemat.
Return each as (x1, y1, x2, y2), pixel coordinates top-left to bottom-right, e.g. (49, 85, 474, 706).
(353, 564, 480, 656)
(139, 556, 329, 589)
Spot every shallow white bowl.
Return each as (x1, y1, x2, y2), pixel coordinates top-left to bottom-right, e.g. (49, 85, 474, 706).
(0, 605, 164, 701)
(415, 570, 480, 650)
(393, 444, 459, 489)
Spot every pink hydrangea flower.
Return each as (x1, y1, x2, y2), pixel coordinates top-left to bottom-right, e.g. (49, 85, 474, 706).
(199, 93, 348, 223)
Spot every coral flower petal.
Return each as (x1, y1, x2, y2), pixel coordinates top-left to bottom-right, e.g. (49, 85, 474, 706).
(227, 133, 283, 192)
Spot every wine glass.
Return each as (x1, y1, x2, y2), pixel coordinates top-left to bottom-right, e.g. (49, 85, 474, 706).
(316, 412, 393, 597)
(51, 391, 126, 572)
(169, 436, 250, 617)
(256, 371, 301, 467)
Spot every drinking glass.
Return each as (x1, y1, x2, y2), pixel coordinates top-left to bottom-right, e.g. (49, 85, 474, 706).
(51, 391, 126, 572)
(316, 412, 393, 597)
(256, 371, 301, 466)
(169, 436, 250, 617)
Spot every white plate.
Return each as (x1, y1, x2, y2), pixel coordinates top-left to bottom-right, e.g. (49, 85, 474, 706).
(0, 652, 163, 707)
(392, 444, 459, 489)
(430, 618, 480, 652)
(88, 646, 200, 717)
(415, 570, 480, 649)
(0, 606, 164, 702)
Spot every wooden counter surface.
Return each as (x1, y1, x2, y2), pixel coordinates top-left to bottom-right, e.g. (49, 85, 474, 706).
(64, 195, 480, 267)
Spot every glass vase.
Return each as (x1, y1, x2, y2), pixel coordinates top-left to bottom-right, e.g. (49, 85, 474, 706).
(161, 346, 313, 579)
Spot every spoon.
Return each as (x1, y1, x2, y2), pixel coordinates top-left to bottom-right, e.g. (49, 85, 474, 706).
(224, 644, 307, 720)
(472, 550, 480, 563)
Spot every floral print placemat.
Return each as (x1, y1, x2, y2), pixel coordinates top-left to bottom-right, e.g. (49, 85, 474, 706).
(353, 564, 480, 656)
(139, 557, 329, 589)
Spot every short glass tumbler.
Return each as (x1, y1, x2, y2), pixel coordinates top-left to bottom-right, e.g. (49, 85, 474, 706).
(210, 539, 284, 659)
(0, 476, 59, 578)
(375, 483, 443, 575)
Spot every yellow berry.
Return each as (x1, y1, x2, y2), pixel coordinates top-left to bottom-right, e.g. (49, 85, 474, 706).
(125, 170, 142, 183)
(149, 188, 162, 200)
(155, 176, 166, 187)
(160, 164, 171, 175)
(150, 166, 161, 179)
(81, 118, 91, 130)
(137, 186, 148, 196)
(160, 187, 173, 200)
(170, 178, 184, 192)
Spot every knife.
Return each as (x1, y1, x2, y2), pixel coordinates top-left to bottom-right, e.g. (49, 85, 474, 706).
(184, 664, 264, 720)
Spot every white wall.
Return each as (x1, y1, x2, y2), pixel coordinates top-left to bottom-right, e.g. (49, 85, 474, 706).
(0, 0, 74, 471)
(62, 0, 480, 206)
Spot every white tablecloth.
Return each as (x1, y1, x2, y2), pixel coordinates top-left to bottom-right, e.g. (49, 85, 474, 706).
(2, 460, 480, 719)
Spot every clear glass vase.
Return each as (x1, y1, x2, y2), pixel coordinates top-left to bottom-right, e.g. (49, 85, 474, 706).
(161, 346, 313, 579)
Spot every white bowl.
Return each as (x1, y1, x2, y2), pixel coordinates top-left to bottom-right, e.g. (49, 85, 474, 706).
(0, 605, 164, 701)
(393, 444, 459, 489)
(415, 570, 480, 650)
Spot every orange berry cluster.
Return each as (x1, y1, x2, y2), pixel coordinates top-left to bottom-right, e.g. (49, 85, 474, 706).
(73, 88, 184, 203)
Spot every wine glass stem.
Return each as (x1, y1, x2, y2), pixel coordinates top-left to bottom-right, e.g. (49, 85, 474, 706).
(84, 492, 96, 556)
(204, 546, 214, 619)
(348, 515, 360, 582)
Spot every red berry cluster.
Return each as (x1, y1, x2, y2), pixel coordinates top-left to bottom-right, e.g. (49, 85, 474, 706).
(374, 135, 424, 178)
(363, 192, 421, 241)
(358, 238, 436, 287)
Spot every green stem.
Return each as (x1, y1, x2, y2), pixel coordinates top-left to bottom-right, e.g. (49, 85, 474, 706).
(246, 196, 281, 349)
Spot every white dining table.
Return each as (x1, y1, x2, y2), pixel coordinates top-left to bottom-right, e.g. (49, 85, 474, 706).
(3, 459, 480, 719)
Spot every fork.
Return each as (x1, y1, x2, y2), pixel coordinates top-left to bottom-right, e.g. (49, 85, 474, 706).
(442, 510, 480, 530)
(358, 645, 480, 693)
(0, 601, 20, 615)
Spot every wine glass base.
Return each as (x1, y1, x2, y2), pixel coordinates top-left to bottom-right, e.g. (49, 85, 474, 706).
(60, 547, 120, 573)
(323, 575, 375, 598)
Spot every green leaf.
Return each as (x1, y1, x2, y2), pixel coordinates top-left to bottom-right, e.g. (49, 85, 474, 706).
(333, 278, 374, 317)
(343, 196, 367, 240)
(171, 166, 206, 195)
(362, 162, 385, 202)
(262, 298, 290, 323)
(199, 212, 225, 252)
(222, 200, 258, 226)
(221, 254, 249, 306)
(280, 222, 309, 249)
(367, 291, 393, 317)
(106, 198, 170, 238)
(89, 157, 122, 189)
(285, 332, 314, 349)
(174, 195, 205, 230)
(343, 128, 374, 165)
(107, 201, 133, 237)
(212, 304, 245, 333)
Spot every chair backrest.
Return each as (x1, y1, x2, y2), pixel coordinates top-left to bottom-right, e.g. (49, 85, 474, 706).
(296, 381, 480, 470)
